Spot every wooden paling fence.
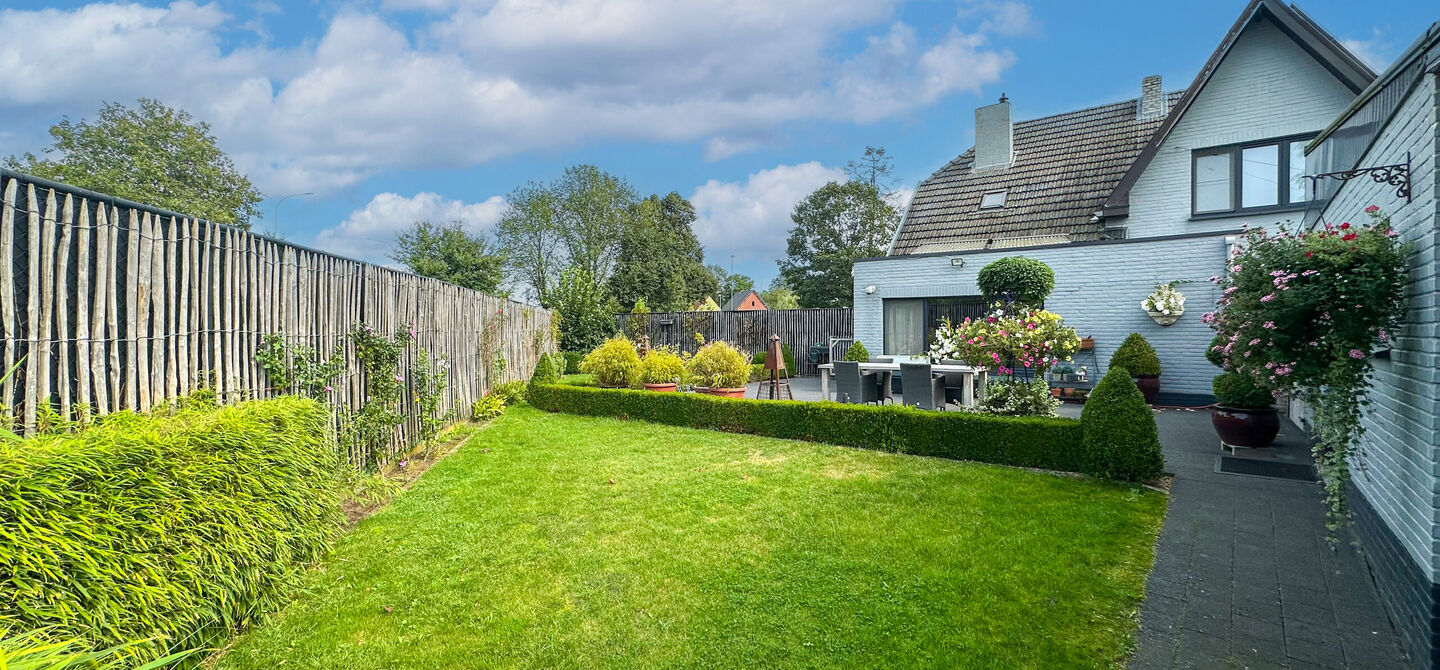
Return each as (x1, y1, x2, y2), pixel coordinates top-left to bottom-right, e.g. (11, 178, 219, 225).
(615, 308, 852, 376)
(0, 170, 555, 465)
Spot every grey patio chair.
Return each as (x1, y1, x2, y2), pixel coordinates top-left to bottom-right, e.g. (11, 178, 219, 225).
(834, 361, 880, 405)
(900, 362, 947, 410)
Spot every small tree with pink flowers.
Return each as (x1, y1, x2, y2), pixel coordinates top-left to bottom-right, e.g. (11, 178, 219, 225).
(1205, 207, 1408, 529)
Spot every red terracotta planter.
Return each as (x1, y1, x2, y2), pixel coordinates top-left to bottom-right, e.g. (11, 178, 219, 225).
(1211, 406, 1280, 449)
(1133, 376, 1159, 404)
(701, 387, 747, 399)
(643, 383, 678, 392)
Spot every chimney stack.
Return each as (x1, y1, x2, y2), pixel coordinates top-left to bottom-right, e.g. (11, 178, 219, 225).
(973, 94, 1013, 170)
(1138, 75, 1166, 120)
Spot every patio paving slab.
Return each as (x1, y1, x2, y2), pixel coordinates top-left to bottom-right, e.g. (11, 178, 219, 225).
(1129, 409, 1408, 670)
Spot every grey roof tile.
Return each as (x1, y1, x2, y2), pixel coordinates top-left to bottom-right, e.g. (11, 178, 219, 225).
(890, 91, 1184, 256)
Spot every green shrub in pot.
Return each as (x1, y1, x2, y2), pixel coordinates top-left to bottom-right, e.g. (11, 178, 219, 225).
(844, 341, 870, 362)
(1111, 333, 1161, 377)
(687, 341, 750, 389)
(1212, 372, 1273, 409)
(580, 336, 641, 388)
(638, 348, 687, 386)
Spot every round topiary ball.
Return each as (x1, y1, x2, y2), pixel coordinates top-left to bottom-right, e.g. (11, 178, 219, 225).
(976, 256, 1056, 308)
(844, 340, 870, 362)
(1212, 372, 1274, 409)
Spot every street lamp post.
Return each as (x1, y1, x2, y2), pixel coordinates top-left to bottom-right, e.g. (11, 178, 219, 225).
(272, 192, 313, 237)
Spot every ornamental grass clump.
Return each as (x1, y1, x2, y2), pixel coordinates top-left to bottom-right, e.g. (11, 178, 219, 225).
(638, 347, 688, 386)
(0, 397, 342, 663)
(1080, 367, 1164, 481)
(929, 305, 1080, 377)
(580, 336, 641, 388)
(1205, 208, 1408, 528)
(686, 341, 750, 389)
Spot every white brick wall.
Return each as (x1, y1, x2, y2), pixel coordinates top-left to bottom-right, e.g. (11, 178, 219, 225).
(1125, 17, 1358, 238)
(1318, 74, 1439, 580)
(854, 233, 1230, 396)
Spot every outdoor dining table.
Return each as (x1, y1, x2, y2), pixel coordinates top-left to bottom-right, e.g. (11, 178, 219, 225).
(816, 362, 988, 406)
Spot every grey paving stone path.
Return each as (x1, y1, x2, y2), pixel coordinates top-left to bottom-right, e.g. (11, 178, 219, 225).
(1130, 409, 1408, 670)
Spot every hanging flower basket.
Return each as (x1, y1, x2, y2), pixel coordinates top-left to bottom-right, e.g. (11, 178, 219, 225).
(1146, 308, 1182, 326)
(1142, 282, 1186, 326)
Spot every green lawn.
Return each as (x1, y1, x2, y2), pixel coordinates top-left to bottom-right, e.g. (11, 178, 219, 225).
(217, 405, 1165, 669)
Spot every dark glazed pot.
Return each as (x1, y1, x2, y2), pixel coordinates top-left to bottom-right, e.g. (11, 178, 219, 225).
(1211, 406, 1281, 449)
(1133, 375, 1160, 404)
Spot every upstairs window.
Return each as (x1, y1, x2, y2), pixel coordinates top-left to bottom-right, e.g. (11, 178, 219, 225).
(1192, 135, 1313, 216)
(979, 190, 1007, 209)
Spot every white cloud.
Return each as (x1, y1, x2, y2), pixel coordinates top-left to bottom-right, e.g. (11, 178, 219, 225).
(0, 1, 1022, 194)
(690, 162, 845, 265)
(972, 1, 1035, 37)
(314, 192, 506, 264)
(1341, 30, 1394, 71)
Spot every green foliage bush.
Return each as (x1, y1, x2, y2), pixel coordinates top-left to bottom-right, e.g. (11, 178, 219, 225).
(686, 341, 750, 388)
(1212, 372, 1274, 409)
(976, 256, 1055, 308)
(844, 340, 870, 362)
(1080, 367, 1165, 481)
(638, 348, 687, 385)
(975, 379, 1059, 417)
(563, 351, 584, 374)
(523, 384, 1160, 479)
(1111, 333, 1162, 377)
(580, 336, 641, 388)
(0, 398, 342, 662)
(471, 395, 507, 421)
(489, 381, 528, 406)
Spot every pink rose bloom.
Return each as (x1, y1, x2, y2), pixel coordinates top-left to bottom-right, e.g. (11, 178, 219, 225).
(324, 385, 333, 393)
(1349, 349, 1366, 359)
(1260, 294, 1276, 302)
(1365, 205, 1380, 214)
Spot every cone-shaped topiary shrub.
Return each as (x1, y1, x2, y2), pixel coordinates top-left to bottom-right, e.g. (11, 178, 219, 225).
(1080, 366, 1165, 481)
(529, 351, 561, 386)
(1111, 332, 1162, 377)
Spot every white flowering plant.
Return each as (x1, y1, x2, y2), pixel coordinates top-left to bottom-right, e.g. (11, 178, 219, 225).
(1141, 281, 1186, 315)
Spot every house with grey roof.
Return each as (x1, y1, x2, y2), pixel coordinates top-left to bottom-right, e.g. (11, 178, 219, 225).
(854, 0, 1372, 402)
(857, 1, 1440, 666)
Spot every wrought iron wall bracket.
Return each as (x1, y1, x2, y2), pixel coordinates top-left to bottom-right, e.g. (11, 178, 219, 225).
(1304, 152, 1411, 203)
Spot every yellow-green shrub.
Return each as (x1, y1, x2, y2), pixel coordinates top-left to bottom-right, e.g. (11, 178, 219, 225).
(637, 348, 687, 385)
(686, 341, 750, 388)
(0, 397, 342, 662)
(580, 336, 641, 388)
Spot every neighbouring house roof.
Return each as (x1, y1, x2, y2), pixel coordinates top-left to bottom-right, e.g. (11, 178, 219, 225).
(888, 91, 1184, 256)
(721, 289, 766, 311)
(1102, 0, 1375, 216)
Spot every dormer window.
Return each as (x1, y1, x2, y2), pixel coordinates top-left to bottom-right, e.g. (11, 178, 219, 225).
(979, 190, 1007, 209)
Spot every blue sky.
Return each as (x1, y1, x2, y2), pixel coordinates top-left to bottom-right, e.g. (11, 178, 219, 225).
(1, 1, 1433, 291)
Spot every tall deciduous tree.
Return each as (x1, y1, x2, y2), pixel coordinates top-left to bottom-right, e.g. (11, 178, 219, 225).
(609, 192, 715, 311)
(391, 221, 505, 293)
(496, 181, 563, 305)
(778, 181, 899, 308)
(6, 99, 262, 227)
(555, 165, 636, 283)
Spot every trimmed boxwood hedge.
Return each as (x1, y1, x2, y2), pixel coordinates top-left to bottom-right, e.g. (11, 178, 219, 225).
(527, 383, 1113, 476)
(0, 397, 342, 661)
